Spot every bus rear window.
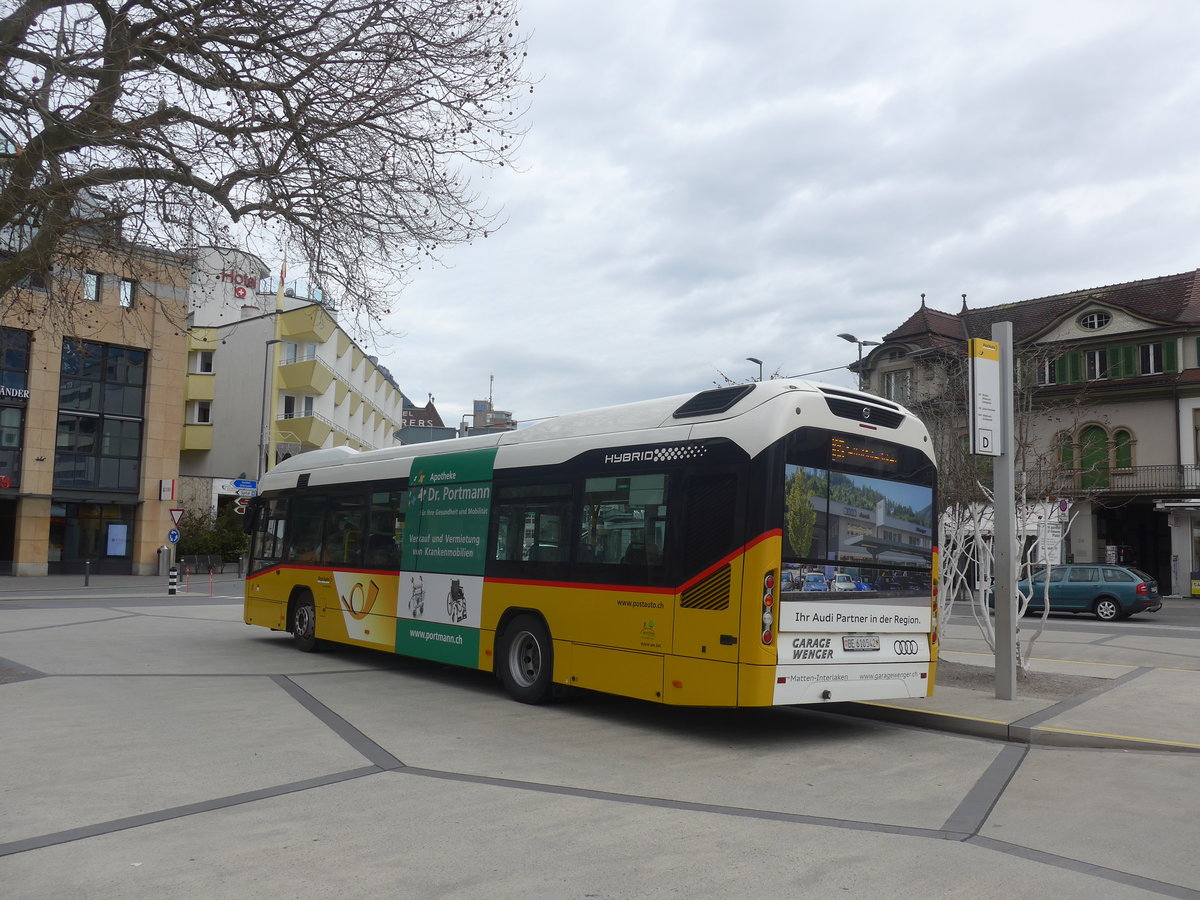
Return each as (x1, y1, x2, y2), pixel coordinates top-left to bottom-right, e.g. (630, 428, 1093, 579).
(782, 430, 934, 582)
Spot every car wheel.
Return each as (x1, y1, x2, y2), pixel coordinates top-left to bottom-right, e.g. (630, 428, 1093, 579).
(498, 614, 554, 704)
(1093, 597, 1120, 622)
(292, 592, 320, 651)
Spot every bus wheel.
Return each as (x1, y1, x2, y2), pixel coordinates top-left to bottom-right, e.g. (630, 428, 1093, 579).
(292, 593, 320, 652)
(498, 614, 553, 704)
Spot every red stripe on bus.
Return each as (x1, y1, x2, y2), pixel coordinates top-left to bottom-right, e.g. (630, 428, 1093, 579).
(246, 529, 784, 593)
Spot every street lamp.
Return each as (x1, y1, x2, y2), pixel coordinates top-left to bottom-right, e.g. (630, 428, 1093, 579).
(258, 339, 282, 481)
(746, 357, 763, 382)
(837, 333, 882, 391)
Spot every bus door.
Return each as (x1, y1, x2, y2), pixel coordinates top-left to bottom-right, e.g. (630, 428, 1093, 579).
(671, 470, 744, 665)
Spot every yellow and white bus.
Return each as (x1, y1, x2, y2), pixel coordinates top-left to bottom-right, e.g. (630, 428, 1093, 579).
(244, 381, 938, 706)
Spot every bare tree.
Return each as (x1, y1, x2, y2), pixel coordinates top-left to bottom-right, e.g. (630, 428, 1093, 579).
(0, 0, 529, 326)
(903, 341, 1108, 672)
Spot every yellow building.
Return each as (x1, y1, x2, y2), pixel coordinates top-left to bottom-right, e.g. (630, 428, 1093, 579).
(0, 242, 189, 575)
(178, 247, 406, 513)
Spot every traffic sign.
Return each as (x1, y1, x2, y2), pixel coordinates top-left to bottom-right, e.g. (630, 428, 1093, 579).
(236, 488, 256, 497)
(167, 529, 180, 543)
(232, 479, 257, 490)
(170, 508, 184, 525)
(233, 497, 251, 515)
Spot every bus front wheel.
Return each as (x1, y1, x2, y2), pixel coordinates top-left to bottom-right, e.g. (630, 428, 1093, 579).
(498, 614, 553, 704)
(292, 593, 320, 652)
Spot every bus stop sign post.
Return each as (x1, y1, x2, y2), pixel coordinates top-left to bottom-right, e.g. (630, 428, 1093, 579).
(990, 322, 1018, 700)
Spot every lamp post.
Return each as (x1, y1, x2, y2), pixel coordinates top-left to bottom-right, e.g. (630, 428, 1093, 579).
(746, 357, 763, 382)
(258, 339, 282, 481)
(837, 333, 881, 391)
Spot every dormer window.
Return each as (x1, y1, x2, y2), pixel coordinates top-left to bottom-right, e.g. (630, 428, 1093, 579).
(1078, 311, 1111, 330)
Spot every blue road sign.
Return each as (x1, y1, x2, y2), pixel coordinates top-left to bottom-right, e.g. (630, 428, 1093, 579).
(232, 479, 257, 490)
(168, 529, 180, 544)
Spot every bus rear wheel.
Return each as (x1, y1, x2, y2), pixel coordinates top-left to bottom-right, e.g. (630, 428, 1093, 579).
(498, 614, 553, 704)
(292, 592, 320, 652)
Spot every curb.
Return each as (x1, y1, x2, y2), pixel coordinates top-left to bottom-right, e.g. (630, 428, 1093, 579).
(834, 702, 1200, 754)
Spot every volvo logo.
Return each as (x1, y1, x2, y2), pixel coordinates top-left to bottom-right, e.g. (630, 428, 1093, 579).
(862, 407, 871, 419)
(894, 639, 920, 656)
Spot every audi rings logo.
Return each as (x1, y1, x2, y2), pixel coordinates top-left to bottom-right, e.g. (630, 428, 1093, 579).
(893, 639, 920, 656)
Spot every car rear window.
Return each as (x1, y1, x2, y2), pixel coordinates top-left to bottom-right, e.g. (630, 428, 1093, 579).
(1102, 567, 1134, 582)
(1128, 568, 1154, 582)
(1068, 567, 1097, 582)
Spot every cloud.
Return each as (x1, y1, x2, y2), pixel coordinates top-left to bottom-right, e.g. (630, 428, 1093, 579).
(377, 0, 1200, 425)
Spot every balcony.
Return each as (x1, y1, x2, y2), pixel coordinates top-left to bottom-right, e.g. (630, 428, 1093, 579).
(185, 373, 214, 402)
(1022, 465, 1200, 499)
(275, 413, 331, 448)
(279, 305, 336, 343)
(276, 410, 378, 450)
(277, 356, 334, 394)
(182, 424, 213, 451)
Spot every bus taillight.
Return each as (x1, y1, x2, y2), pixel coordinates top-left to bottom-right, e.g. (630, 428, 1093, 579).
(761, 570, 776, 645)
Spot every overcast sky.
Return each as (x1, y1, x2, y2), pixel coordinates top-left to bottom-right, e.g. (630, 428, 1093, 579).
(371, 0, 1200, 427)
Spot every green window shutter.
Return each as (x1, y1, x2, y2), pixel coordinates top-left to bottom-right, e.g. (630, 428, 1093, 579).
(1067, 351, 1083, 384)
(1119, 345, 1136, 378)
(1054, 355, 1069, 383)
(1164, 339, 1178, 374)
(1107, 345, 1123, 378)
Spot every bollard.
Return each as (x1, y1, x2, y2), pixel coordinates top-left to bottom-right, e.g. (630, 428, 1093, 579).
(168, 565, 178, 595)
(84, 559, 90, 587)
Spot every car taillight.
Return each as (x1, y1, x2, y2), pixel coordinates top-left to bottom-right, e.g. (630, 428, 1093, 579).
(1136, 583, 1149, 595)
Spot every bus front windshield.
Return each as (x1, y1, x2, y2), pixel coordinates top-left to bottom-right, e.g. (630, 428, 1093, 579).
(782, 430, 935, 595)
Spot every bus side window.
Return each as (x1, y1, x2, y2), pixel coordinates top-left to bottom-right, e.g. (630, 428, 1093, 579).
(490, 483, 572, 564)
(579, 474, 668, 570)
(322, 496, 366, 567)
(287, 494, 326, 563)
(250, 498, 288, 572)
(365, 490, 404, 567)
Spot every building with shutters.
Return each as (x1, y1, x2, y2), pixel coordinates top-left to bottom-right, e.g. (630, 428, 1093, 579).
(856, 268, 1200, 595)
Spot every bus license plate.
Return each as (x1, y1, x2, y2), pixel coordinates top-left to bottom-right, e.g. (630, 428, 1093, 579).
(842, 635, 880, 652)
